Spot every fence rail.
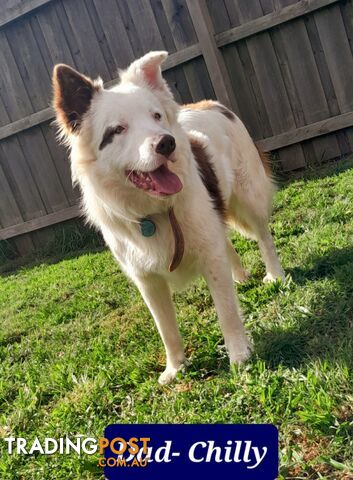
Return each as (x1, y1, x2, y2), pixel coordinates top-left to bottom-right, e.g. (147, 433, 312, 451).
(1, 0, 353, 255)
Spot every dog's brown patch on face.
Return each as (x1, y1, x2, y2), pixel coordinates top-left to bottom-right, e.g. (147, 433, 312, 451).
(181, 100, 236, 121)
(255, 144, 272, 178)
(189, 137, 226, 219)
(53, 64, 99, 134)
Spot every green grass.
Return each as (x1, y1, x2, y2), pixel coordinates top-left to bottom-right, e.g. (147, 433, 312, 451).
(1, 166, 353, 479)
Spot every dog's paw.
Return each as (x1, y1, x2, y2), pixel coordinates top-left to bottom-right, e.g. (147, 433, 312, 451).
(232, 269, 251, 284)
(158, 367, 179, 385)
(228, 335, 253, 365)
(263, 271, 285, 283)
(158, 359, 187, 385)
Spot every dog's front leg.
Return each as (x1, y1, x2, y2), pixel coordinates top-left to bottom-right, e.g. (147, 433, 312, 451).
(203, 252, 252, 365)
(134, 275, 185, 385)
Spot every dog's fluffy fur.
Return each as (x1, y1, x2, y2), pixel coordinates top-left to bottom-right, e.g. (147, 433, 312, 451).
(53, 51, 284, 384)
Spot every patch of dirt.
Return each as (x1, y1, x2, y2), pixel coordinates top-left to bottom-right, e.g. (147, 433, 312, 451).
(286, 431, 331, 477)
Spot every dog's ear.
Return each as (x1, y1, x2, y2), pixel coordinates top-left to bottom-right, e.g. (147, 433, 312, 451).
(120, 51, 169, 91)
(52, 64, 101, 135)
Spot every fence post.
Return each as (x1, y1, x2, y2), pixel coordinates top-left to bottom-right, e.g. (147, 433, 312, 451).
(185, 0, 238, 112)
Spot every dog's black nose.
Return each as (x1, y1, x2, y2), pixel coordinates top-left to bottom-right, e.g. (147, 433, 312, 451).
(155, 134, 176, 157)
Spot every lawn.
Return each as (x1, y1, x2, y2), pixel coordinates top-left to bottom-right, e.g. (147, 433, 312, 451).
(1, 164, 353, 479)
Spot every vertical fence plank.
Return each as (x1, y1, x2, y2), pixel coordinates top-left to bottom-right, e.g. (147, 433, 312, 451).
(0, 30, 49, 252)
(161, 0, 214, 101)
(0, 98, 36, 255)
(0, 31, 33, 120)
(6, 18, 69, 213)
(0, 148, 35, 256)
(150, 0, 193, 103)
(205, 2, 271, 140)
(315, 4, 353, 113)
(275, 0, 341, 164)
(223, 43, 269, 140)
(234, 0, 306, 170)
(0, 166, 22, 227)
(132, 0, 165, 51)
(273, 24, 340, 164)
(185, 0, 238, 111)
(35, 1, 75, 67)
(92, 0, 135, 70)
(40, 122, 79, 206)
(6, 20, 52, 110)
(206, 0, 232, 33)
(304, 11, 351, 158)
(338, 0, 353, 151)
(59, 0, 110, 79)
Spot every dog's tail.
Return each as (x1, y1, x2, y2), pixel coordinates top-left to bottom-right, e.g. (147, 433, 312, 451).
(255, 145, 273, 180)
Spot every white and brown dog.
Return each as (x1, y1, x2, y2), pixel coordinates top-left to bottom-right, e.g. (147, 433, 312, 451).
(53, 51, 284, 384)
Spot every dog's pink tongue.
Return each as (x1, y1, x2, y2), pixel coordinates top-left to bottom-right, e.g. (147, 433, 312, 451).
(149, 164, 183, 195)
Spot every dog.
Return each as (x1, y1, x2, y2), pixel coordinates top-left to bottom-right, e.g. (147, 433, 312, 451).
(52, 51, 284, 384)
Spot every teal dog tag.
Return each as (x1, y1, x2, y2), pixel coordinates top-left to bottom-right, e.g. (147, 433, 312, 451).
(140, 218, 156, 237)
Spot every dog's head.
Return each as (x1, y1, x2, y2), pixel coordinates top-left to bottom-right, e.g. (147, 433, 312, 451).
(53, 51, 184, 201)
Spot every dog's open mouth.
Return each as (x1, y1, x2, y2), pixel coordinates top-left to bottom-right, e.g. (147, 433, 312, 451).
(126, 164, 183, 196)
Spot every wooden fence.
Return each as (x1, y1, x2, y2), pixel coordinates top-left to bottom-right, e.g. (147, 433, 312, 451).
(1, 0, 353, 256)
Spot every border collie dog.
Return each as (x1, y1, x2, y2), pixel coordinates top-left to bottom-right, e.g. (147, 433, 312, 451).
(53, 51, 284, 384)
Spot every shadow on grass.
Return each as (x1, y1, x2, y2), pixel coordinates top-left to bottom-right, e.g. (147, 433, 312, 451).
(0, 245, 106, 278)
(0, 220, 105, 278)
(275, 154, 353, 185)
(255, 246, 353, 370)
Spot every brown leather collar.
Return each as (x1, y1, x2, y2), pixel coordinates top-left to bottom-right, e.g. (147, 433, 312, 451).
(168, 207, 184, 272)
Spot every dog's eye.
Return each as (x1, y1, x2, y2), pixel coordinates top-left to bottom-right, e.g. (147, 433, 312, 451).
(115, 125, 125, 134)
(153, 112, 162, 121)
